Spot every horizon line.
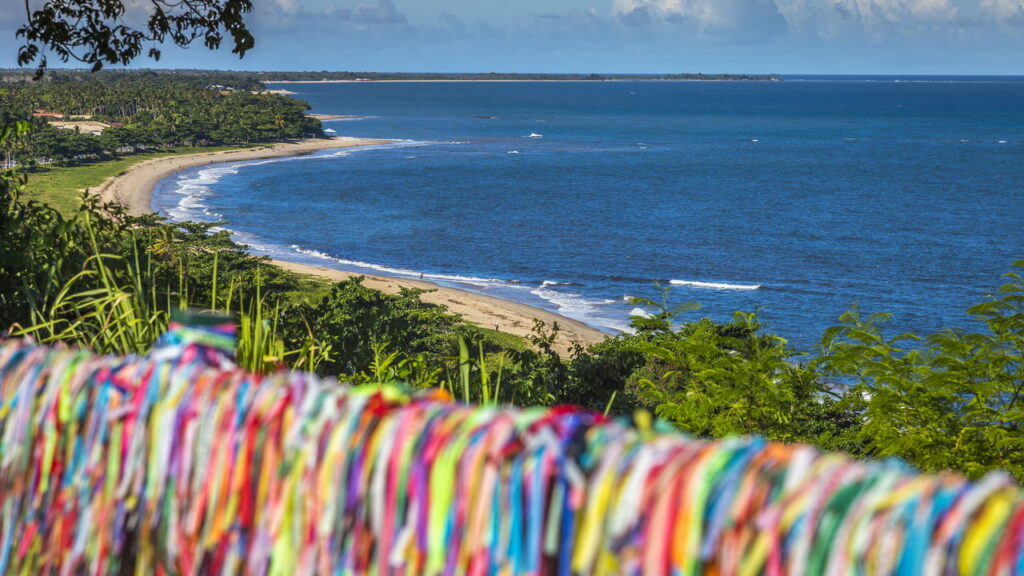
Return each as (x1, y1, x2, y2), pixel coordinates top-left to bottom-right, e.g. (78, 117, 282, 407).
(2, 67, 1024, 78)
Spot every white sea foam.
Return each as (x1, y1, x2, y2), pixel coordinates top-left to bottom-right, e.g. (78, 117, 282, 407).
(223, 228, 298, 256)
(161, 140, 429, 223)
(531, 282, 631, 332)
(293, 248, 628, 330)
(629, 307, 651, 318)
(163, 164, 242, 222)
(291, 246, 502, 287)
(235, 140, 430, 169)
(669, 279, 762, 290)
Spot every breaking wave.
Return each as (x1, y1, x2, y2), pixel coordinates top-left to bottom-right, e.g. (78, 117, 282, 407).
(669, 279, 762, 291)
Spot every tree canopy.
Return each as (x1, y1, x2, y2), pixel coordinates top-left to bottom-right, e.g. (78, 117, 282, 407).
(17, 0, 254, 75)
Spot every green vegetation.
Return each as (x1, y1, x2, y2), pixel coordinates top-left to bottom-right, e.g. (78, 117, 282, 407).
(20, 145, 251, 214)
(819, 295, 1024, 478)
(1, 71, 321, 174)
(16, 1, 254, 75)
(2, 72, 1023, 484)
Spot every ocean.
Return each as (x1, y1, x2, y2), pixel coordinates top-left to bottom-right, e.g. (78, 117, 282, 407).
(151, 76, 1024, 351)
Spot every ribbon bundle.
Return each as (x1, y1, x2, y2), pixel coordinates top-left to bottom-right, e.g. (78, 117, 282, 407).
(0, 327, 1022, 575)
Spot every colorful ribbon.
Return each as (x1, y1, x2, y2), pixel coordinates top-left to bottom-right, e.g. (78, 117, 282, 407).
(0, 327, 1021, 575)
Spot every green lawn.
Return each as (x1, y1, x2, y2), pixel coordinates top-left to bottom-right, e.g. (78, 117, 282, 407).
(21, 145, 253, 215)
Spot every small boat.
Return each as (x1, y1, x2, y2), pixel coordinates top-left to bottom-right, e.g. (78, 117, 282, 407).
(528, 133, 543, 138)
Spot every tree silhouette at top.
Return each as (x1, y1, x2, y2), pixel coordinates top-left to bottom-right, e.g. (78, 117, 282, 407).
(17, 0, 254, 76)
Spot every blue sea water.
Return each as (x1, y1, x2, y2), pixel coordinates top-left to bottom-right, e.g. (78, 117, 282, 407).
(151, 76, 1024, 350)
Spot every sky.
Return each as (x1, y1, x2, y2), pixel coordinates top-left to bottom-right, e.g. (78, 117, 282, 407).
(1, 0, 1023, 74)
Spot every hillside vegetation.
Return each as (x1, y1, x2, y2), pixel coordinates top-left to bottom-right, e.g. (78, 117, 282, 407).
(1, 71, 321, 173)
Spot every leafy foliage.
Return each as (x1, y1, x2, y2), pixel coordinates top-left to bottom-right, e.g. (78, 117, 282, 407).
(299, 277, 460, 378)
(818, 265, 1024, 479)
(600, 292, 857, 445)
(17, 0, 254, 75)
(1, 74, 321, 170)
(0, 161, 134, 331)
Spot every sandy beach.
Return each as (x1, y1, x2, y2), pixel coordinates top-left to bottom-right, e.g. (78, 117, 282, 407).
(94, 137, 392, 215)
(93, 137, 610, 354)
(308, 113, 365, 120)
(272, 261, 607, 356)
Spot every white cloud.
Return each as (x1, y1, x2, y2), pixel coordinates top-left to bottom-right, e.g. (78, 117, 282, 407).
(272, 0, 301, 14)
(525, 9, 609, 37)
(979, 0, 1024, 22)
(323, 0, 407, 24)
(611, 0, 787, 39)
(831, 0, 958, 27)
(618, 6, 655, 26)
(612, 0, 720, 24)
(612, 0, 961, 40)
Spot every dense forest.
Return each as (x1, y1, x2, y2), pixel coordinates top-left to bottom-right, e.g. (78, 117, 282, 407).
(0, 70, 322, 167)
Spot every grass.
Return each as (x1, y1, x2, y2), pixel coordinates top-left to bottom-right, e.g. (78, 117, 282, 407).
(21, 145, 254, 215)
(281, 275, 333, 304)
(476, 327, 531, 352)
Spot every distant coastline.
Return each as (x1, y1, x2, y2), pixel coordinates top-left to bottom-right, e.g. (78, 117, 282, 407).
(266, 72, 783, 83)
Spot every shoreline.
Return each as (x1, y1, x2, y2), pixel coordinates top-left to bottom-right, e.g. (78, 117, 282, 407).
(308, 113, 365, 121)
(93, 138, 610, 353)
(94, 137, 392, 215)
(272, 261, 607, 355)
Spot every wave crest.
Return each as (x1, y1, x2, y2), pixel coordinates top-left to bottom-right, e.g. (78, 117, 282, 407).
(669, 279, 762, 290)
